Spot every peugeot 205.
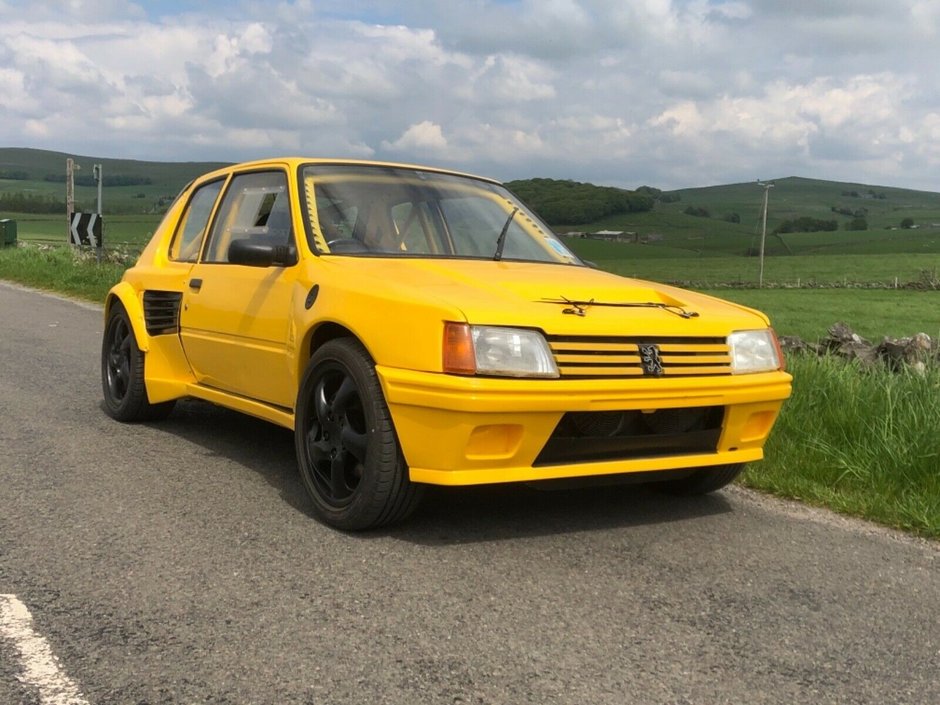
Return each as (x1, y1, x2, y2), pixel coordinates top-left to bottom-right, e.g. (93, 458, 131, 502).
(101, 158, 792, 530)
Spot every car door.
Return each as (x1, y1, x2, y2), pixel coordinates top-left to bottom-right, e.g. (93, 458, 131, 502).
(179, 169, 300, 409)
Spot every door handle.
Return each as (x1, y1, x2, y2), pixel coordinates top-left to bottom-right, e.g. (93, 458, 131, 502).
(189, 278, 203, 291)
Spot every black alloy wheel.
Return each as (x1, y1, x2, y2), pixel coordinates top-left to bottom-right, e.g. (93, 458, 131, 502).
(100, 302, 175, 422)
(295, 338, 423, 530)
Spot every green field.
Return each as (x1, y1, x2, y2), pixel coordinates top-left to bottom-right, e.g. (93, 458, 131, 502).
(8, 212, 163, 246)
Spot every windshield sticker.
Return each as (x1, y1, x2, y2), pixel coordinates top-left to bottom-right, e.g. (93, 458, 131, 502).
(546, 238, 574, 258)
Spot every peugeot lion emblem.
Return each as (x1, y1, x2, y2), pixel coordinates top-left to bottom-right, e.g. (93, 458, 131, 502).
(638, 343, 664, 376)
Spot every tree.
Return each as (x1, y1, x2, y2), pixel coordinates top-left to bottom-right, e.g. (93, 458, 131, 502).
(901, 217, 915, 229)
(845, 217, 868, 231)
(505, 177, 654, 225)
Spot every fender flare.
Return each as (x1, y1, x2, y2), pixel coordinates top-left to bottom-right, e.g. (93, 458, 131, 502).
(104, 282, 149, 352)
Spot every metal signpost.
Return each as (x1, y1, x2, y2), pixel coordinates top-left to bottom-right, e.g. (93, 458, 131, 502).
(66, 160, 104, 260)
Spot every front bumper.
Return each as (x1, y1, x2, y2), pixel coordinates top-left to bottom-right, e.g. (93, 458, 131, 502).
(377, 366, 792, 486)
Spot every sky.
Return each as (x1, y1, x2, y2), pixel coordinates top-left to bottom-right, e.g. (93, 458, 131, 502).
(1, 0, 940, 191)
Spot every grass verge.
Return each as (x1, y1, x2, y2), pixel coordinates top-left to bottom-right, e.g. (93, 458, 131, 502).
(0, 242, 131, 301)
(745, 354, 940, 539)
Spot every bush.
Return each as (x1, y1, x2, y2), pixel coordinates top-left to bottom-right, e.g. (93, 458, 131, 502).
(845, 217, 868, 231)
(776, 217, 838, 234)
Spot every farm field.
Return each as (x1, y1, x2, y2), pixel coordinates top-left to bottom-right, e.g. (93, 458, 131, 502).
(567, 238, 940, 286)
(705, 288, 940, 342)
(9, 211, 163, 245)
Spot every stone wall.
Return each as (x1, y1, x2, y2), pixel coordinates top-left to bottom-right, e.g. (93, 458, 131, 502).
(779, 322, 937, 374)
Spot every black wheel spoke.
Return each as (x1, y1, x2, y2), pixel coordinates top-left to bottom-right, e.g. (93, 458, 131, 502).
(314, 381, 331, 422)
(307, 435, 330, 465)
(332, 376, 357, 415)
(330, 453, 347, 498)
(341, 426, 368, 463)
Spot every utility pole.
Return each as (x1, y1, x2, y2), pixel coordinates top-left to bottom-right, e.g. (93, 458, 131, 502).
(93, 164, 103, 262)
(757, 180, 774, 288)
(93, 164, 102, 215)
(66, 159, 80, 245)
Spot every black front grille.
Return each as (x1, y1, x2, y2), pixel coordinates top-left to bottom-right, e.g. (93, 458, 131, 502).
(142, 290, 182, 335)
(545, 335, 732, 379)
(534, 406, 724, 466)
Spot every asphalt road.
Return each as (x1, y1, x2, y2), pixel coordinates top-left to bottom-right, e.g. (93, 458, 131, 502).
(0, 280, 937, 705)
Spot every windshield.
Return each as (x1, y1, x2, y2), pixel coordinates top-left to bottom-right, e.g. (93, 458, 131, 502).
(301, 164, 581, 265)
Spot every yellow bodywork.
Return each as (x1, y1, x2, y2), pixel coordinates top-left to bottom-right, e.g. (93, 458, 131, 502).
(106, 157, 791, 487)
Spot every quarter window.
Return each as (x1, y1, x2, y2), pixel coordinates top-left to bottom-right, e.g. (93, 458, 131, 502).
(168, 179, 224, 262)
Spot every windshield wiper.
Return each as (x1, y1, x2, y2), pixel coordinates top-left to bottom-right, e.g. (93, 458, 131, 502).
(541, 297, 700, 319)
(493, 207, 519, 261)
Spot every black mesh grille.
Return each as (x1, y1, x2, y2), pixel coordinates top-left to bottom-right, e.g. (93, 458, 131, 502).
(142, 290, 182, 336)
(534, 406, 724, 466)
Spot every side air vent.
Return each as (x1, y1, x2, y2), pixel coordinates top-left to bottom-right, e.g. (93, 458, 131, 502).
(142, 290, 182, 335)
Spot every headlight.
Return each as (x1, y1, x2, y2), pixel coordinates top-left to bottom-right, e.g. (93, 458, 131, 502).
(728, 329, 784, 373)
(443, 323, 559, 378)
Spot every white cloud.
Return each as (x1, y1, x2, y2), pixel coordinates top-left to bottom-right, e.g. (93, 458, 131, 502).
(0, 0, 939, 190)
(382, 121, 448, 152)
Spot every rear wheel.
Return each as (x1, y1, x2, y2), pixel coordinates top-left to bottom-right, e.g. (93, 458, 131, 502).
(656, 463, 744, 495)
(295, 338, 423, 530)
(101, 302, 175, 422)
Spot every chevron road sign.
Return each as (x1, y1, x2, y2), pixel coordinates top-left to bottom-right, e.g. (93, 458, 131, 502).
(70, 212, 102, 247)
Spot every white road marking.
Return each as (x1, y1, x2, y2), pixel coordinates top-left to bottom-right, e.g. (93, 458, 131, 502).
(0, 594, 90, 705)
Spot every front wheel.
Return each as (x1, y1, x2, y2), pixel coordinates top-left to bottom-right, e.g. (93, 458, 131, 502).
(101, 302, 175, 422)
(656, 463, 744, 496)
(295, 338, 423, 530)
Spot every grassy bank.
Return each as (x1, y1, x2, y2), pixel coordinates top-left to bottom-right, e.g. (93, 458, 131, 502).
(0, 242, 131, 301)
(746, 354, 939, 538)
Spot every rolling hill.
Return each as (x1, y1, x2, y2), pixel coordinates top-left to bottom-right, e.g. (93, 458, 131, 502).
(4, 147, 940, 259)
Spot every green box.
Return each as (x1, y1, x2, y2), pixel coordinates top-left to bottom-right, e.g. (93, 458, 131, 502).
(0, 219, 16, 247)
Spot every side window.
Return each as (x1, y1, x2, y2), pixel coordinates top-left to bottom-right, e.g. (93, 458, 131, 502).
(168, 179, 224, 262)
(203, 171, 293, 263)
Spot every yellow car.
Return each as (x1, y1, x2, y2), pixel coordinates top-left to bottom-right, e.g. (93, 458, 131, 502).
(101, 158, 791, 530)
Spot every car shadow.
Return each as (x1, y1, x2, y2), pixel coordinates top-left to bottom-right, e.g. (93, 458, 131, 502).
(391, 484, 733, 546)
(133, 398, 312, 516)
(135, 399, 734, 543)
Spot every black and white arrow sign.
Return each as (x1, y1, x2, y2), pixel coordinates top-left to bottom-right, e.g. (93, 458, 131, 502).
(70, 212, 102, 247)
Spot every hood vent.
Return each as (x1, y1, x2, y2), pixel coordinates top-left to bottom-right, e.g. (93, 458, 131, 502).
(143, 290, 182, 336)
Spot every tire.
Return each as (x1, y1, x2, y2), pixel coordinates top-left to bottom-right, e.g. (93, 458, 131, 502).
(656, 463, 744, 496)
(101, 302, 175, 422)
(295, 338, 424, 530)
